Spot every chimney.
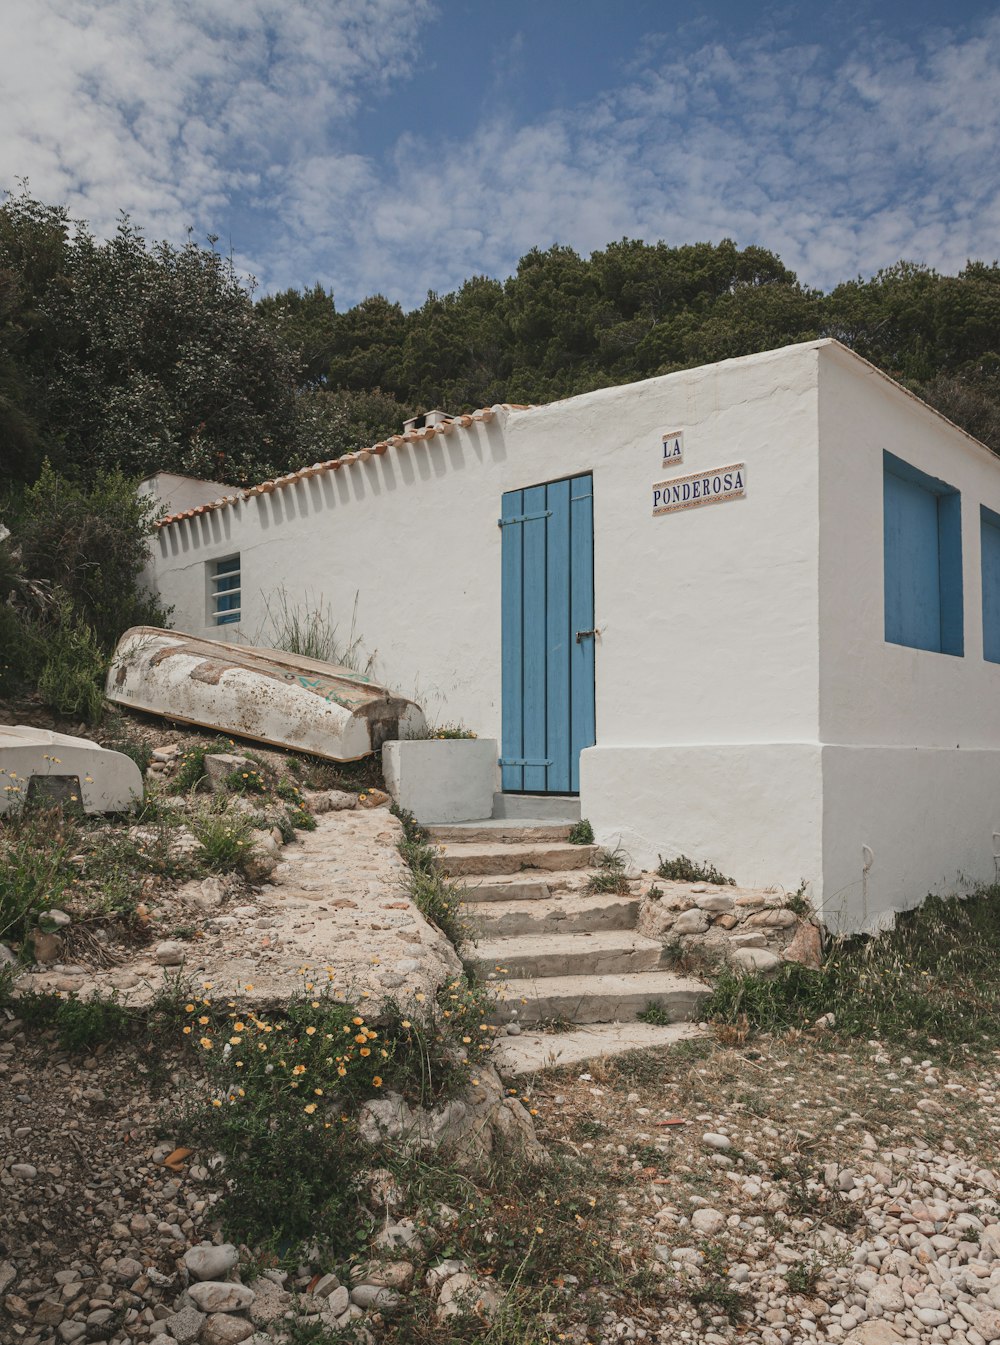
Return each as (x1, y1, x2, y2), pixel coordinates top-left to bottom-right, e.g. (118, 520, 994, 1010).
(402, 409, 453, 433)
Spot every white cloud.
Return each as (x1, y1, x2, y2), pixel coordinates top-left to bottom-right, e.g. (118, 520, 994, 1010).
(2, 3, 998, 306)
(1, 0, 434, 242)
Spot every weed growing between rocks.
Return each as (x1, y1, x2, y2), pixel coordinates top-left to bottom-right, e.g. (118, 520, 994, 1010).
(393, 804, 472, 950)
(705, 885, 1000, 1056)
(6, 987, 131, 1051)
(171, 740, 243, 793)
(657, 853, 735, 886)
(188, 806, 258, 876)
(585, 848, 631, 896)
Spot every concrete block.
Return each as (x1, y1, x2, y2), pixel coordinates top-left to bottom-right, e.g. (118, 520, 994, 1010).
(0, 726, 143, 816)
(382, 738, 498, 823)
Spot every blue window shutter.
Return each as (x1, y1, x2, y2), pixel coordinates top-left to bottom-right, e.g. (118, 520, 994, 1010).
(883, 452, 963, 657)
(981, 506, 1000, 663)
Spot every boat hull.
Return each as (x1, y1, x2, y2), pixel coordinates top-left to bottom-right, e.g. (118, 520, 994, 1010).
(106, 628, 425, 761)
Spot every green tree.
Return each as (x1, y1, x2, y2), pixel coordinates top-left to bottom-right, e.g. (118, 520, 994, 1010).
(0, 190, 302, 486)
(257, 283, 339, 386)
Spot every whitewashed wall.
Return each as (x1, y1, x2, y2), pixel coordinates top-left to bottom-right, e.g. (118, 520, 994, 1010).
(816, 344, 1000, 926)
(150, 342, 824, 750)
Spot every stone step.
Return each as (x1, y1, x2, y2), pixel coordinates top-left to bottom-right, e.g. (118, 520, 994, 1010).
(493, 793, 581, 822)
(437, 841, 598, 877)
(493, 970, 710, 1026)
(493, 1022, 704, 1076)
(459, 871, 590, 903)
(467, 894, 639, 938)
(472, 931, 664, 979)
(427, 821, 575, 844)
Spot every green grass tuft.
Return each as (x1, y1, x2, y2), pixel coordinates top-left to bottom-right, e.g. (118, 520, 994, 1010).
(706, 886, 1000, 1056)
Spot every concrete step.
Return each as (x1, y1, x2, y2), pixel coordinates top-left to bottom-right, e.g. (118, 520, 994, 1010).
(472, 931, 664, 979)
(427, 820, 574, 844)
(468, 894, 639, 938)
(493, 793, 581, 822)
(437, 841, 598, 877)
(493, 1022, 704, 1076)
(493, 970, 710, 1026)
(459, 871, 590, 903)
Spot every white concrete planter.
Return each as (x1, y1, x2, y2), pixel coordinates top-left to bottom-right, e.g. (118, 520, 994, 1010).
(382, 738, 498, 824)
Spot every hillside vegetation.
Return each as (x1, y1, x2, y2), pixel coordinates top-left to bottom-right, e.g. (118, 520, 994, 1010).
(2, 188, 999, 496)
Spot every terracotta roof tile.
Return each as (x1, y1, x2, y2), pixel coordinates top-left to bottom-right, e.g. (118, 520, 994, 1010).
(155, 404, 534, 528)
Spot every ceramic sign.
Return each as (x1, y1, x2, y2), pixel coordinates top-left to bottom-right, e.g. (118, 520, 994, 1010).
(662, 430, 684, 467)
(652, 463, 747, 516)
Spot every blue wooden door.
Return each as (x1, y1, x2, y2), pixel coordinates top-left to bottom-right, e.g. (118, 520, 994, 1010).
(500, 473, 595, 793)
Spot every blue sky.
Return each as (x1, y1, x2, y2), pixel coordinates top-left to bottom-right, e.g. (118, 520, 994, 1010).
(3, 1, 999, 308)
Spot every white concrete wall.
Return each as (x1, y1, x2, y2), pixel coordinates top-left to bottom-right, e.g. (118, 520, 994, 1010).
(821, 747, 1000, 932)
(151, 342, 825, 751)
(817, 343, 1000, 749)
(813, 344, 1000, 923)
(582, 743, 824, 893)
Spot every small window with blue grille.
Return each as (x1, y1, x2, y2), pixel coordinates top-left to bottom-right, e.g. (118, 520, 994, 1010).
(883, 452, 963, 656)
(209, 555, 241, 626)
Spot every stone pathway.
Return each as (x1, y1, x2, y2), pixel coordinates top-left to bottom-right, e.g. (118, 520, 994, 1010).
(16, 807, 460, 1013)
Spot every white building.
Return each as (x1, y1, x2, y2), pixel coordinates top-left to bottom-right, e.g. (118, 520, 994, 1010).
(145, 339, 1000, 932)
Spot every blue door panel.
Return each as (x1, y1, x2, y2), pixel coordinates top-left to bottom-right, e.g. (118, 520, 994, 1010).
(522, 485, 549, 793)
(501, 474, 595, 794)
(545, 480, 572, 793)
(500, 490, 525, 791)
(569, 477, 596, 793)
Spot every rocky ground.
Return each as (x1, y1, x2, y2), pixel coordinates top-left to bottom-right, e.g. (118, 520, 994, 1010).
(3, 707, 999, 1343)
(2, 1019, 998, 1344)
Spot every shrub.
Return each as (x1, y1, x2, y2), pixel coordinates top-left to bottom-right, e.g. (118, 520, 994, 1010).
(20, 461, 168, 651)
(568, 818, 595, 844)
(36, 601, 107, 722)
(0, 805, 77, 946)
(0, 601, 43, 698)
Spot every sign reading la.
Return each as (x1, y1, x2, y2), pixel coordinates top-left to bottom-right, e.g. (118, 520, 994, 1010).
(661, 430, 683, 468)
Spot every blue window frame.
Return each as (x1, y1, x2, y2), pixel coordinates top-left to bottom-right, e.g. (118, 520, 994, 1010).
(210, 555, 241, 626)
(883, 452, 963, 656)
(981, 506, 1000, 663)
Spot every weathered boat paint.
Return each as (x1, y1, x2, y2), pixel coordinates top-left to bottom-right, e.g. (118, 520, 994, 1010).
(106, 627, 425, 761)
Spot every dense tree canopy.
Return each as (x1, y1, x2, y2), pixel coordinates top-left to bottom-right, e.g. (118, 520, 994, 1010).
(2, 188, 999, 492)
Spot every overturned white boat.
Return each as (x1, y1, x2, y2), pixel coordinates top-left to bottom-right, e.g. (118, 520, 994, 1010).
(106, 628, 425, 762)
